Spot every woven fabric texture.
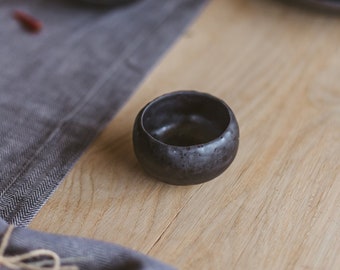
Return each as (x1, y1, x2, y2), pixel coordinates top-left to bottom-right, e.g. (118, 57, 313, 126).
(0, 218, 176, 269)
(0, 0, 206, 226)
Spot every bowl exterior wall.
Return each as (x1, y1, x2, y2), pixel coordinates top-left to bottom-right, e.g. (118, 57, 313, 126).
(133, 103, 239, 185)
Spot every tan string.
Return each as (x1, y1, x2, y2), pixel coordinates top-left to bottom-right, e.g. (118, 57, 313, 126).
(0, 225, 79, 270)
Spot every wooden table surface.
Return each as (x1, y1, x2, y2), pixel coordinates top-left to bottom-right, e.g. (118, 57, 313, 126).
(30, 0, 340, 269)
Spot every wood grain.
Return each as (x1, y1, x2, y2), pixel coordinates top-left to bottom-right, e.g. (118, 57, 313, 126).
(31, 0, 340, 269)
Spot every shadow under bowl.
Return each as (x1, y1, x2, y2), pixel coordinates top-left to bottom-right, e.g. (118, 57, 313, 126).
(133, 91, 239, 185)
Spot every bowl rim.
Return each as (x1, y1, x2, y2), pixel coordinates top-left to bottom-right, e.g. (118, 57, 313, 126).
(139, 90, 238, 149)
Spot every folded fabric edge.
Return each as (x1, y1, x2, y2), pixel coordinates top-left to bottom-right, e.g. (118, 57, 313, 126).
(0, 218, 176, 270)
(1, 0, 208, 227)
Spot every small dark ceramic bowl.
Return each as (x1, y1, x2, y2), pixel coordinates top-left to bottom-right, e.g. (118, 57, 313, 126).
(133, 91, 239, 185)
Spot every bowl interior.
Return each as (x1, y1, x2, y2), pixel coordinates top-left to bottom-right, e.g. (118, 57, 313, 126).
(142, 92, 230, 147)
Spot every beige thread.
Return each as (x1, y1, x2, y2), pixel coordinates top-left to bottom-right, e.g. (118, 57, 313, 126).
(0, 225, 79, 270)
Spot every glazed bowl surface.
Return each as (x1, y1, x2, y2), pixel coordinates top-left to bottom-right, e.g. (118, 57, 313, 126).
(133, 91, 239, 185)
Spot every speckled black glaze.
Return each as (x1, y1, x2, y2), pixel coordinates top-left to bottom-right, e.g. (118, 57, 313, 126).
(133, 91, 239, 185)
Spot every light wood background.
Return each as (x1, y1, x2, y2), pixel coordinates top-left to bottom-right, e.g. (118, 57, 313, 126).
(31, 0, 340, 269)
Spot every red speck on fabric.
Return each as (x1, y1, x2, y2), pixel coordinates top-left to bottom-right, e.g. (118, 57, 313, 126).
(13, 10, 42, 33)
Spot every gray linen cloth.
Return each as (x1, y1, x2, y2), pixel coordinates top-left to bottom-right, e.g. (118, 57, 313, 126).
(0, 218, 175, 269)
(0, 0, 206, 226)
